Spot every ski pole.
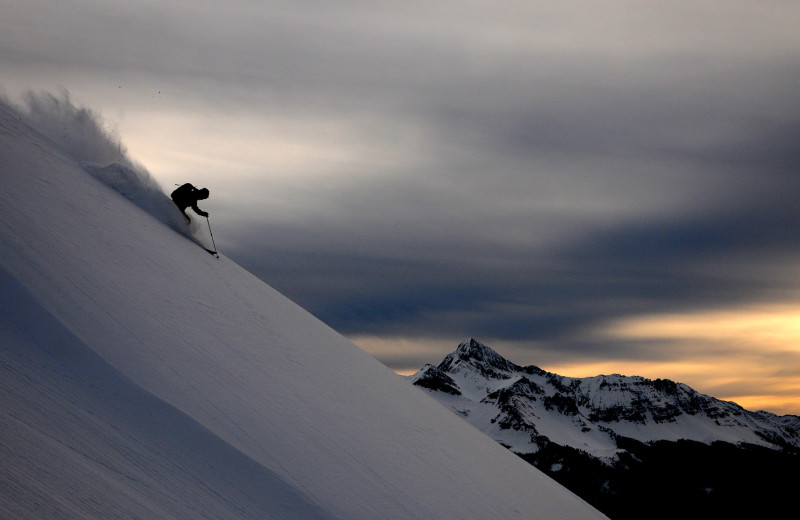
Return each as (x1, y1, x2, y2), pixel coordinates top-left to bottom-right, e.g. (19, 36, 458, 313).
(206, 216, 219, 258)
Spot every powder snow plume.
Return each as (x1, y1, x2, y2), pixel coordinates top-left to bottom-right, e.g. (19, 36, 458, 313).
(3, 89, 192, 235)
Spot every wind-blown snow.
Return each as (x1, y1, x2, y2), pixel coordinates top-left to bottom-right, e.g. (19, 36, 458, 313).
(6, 91, 195, 236)
(0, 99, 607, 519)
(13, 89, 128, 167)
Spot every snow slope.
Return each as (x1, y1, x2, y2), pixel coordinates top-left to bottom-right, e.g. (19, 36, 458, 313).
(0, 101, 607, 519)
(0, 265, 334, 520)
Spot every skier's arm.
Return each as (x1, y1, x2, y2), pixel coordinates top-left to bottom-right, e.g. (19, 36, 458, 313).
(190, 204, 208, 217)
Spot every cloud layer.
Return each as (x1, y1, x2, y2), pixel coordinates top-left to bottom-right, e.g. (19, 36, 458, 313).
(4, 1, 800, 411)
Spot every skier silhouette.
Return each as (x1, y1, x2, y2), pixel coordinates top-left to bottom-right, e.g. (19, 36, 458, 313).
(171, 183, 209, 222)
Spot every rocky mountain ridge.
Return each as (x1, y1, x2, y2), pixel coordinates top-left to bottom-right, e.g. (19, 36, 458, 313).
(411, 338, 800, 459)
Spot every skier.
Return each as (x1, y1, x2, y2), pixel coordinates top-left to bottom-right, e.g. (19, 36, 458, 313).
(171, 183, 210, 222)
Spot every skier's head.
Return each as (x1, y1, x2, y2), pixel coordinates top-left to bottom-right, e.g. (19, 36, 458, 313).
(197, 188, 209, 200)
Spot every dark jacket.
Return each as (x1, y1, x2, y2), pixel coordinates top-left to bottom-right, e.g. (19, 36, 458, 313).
(171, 183, 209, 218)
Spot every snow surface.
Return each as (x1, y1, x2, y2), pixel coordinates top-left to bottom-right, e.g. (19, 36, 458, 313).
(0, 100, 607, 519)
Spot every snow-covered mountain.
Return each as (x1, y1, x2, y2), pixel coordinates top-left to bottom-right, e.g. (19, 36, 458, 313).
(0, 98, 608, 520)
(411, 338, 800, 460)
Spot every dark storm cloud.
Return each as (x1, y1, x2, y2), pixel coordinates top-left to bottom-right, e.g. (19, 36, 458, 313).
(238, 42, 800, 350)
(224, 105, 800, 359)
(5, 1, 800, 372)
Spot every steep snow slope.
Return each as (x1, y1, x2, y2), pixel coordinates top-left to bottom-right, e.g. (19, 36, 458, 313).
(0, 102, 607, 519)
(0, 266, 334, 520)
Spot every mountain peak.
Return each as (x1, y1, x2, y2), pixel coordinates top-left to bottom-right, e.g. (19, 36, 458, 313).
(456, 338, 489, 355)
(417, 339, 800, 457)
(410, 340, 800, 519)
(439, 338, 520, 378)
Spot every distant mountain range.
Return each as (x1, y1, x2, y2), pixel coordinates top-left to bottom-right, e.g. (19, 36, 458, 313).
(410, 338, 800, 520)
(410, 338, 800, 456)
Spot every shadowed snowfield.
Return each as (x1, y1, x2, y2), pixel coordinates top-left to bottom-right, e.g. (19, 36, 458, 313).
(0, 98, 607, 519)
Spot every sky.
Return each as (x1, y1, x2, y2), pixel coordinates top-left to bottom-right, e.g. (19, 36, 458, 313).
(3, 0, 800, 415)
